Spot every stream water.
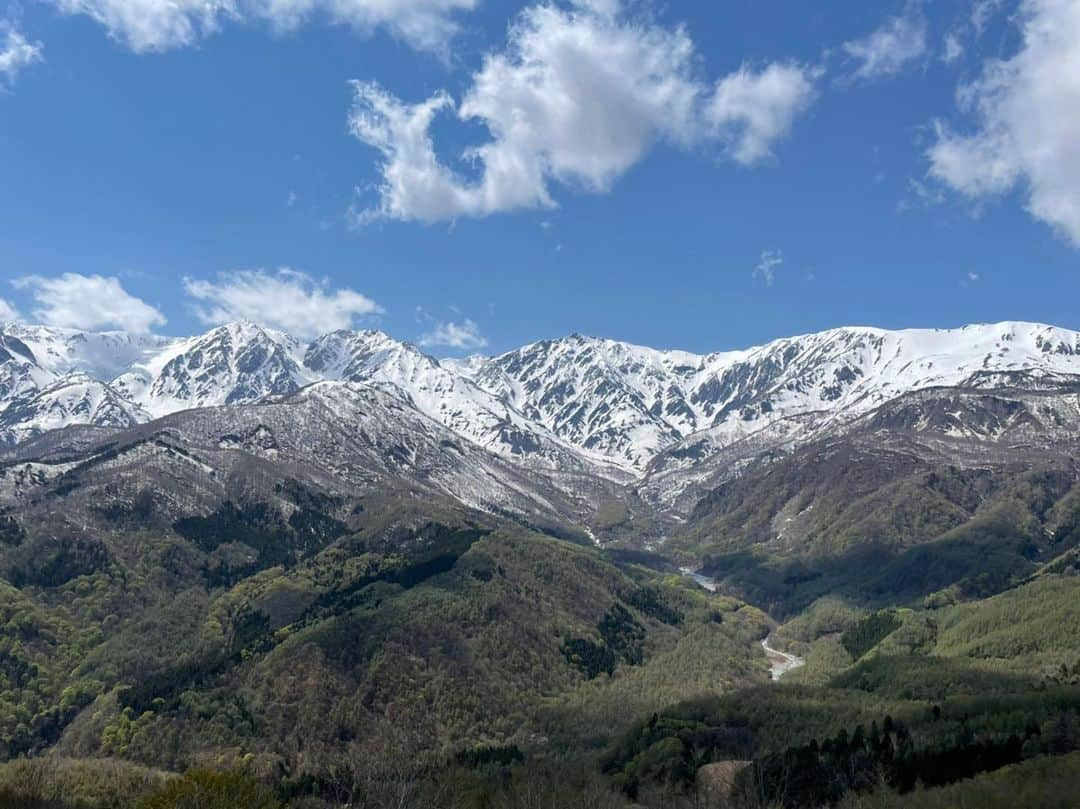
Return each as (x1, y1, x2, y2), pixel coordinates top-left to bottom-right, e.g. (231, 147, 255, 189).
(680, 568, 806, 680)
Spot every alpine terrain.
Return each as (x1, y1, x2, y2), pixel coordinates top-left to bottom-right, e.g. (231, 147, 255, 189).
(2, 319, 1080, 808)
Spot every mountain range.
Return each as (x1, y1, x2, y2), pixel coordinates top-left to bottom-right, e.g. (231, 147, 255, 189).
(3, 318, 1080, 808)
(5, 320, 1080, 457)
(2, 319, 1079, 518)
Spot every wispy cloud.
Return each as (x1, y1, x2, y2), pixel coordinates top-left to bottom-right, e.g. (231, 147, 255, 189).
(419, 318, 487, 350)
(942, 32, 964, 65)
(0, 298, 21, 322)
(972, 0, 1007, 36)
(753, 250, 783, 285)
(48, 0, 474, 54)
(707, 63, 819, 165)
(0, 25, 43, 90)
(843, 3, 927, 80)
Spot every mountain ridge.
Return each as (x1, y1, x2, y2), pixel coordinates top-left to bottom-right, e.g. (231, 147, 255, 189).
(2, 319, 1079, 480)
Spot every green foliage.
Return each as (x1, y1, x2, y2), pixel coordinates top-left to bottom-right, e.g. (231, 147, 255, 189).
(0, 756, 168, 809)
(932, 575, 1080, 672)
(776, 595, 865, 645)
(8, 537, 112, 589)
(562, 637, 617, 679)
(841, 611, 902, 659)
(4, 465, 1079, 809)
(782, 636, 852, 686)
(680, 460, 1079, 617)
(625, 587, 684, 626)
(454, 744, 524, 769)
(599, 604, 646, 666)
(173, 501, 346, 574)
(563, 604, 647, 679)
(602, 714, 752, 796)
(137, 770, 279, 809)
(837, 752, 1080, 809)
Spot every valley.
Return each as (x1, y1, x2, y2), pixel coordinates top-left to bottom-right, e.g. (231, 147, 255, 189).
(0, 319, 1078, 807)
(760, 636, 805, 681)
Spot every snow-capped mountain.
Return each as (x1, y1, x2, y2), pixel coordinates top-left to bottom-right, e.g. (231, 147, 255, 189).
(0, 374, 148, 446)
(1, 320, 1079, 485)
(0, 322, 610, 476)
(114, 322, 309, 415)
(302, 330, 598, 472)
(460, 322, 1080, 472)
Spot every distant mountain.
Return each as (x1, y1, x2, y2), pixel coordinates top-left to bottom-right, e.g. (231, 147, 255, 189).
(459, 323, 1080, 472)
(1, 320, 1079, 507)
(3, 320, 1080, 801)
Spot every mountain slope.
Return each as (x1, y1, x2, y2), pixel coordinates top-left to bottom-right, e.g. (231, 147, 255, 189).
(1, 320, 1079, 499)
(461, 322, 1080, 473)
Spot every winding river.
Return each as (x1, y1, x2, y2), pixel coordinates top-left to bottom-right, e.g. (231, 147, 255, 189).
(760, 635, 806, 680)
(680, 568, 806, 681)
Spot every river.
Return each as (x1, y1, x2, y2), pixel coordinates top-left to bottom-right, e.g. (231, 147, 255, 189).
(760, 635, 806, 680)
(680, 568, 806, 681)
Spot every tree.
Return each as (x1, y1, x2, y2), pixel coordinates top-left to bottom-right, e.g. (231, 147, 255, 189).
(137, 770, 279, 809)
(1050, 712, 1077, 755)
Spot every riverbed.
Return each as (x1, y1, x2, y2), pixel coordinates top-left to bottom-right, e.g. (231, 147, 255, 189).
(680, 568, 806, 680)
(761, 635, 806, 680)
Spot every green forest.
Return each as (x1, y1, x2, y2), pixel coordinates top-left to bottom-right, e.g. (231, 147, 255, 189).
(1, 471, 1079, 808)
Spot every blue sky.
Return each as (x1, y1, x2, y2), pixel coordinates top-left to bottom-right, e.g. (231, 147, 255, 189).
(1, 0, 1078, 354)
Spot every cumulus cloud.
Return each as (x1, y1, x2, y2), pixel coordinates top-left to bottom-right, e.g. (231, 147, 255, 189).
(13, 273, 166, 333)
(707, 63, 818, 166)
(419, 318, 487, 350)
(183, 269, 382, 339)
(0, 299, 21, 322)
(927, 0, 1080, 246)
(752, 250, 783, 285)
(843, 3, 927, 80)
(349, 1, 818, 223)
(0, 25, 43, 89)
(50, 0, 474, 53)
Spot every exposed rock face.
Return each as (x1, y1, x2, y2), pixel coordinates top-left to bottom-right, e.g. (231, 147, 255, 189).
(2, 320, 1079, 521)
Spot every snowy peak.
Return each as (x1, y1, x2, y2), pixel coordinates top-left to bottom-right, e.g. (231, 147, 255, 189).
(460, 322, 1080, 471)
(0, 320, 1078, 480)
(127, 322, 307, 415)
(3, 323, 173, 380)
(465, 334, 703, 469)
(0, 373, 147, 446)
(300, 326, 434, 384)
(303, 330, 591, 471)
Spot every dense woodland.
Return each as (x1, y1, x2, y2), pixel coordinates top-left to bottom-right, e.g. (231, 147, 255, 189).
(1, 459, 1079, 807)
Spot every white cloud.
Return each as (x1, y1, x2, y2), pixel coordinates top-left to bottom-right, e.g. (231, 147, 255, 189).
(752, 249, 783, 285)
(707, 63, 818, 165)
(50, 0, 474, 53)
(13, 273, 166, 333)
(843, 4, 927, 80)
(927, 0, 1080, 246)
(349, 1, 818, 222)
(942, 32, 964, 64)
(0, 26, 43, 89)
(968, 271, 980, 281)
(419, 318, 487, 350)
(183, 268, 382, 339)
(0, 299, 21, 322)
